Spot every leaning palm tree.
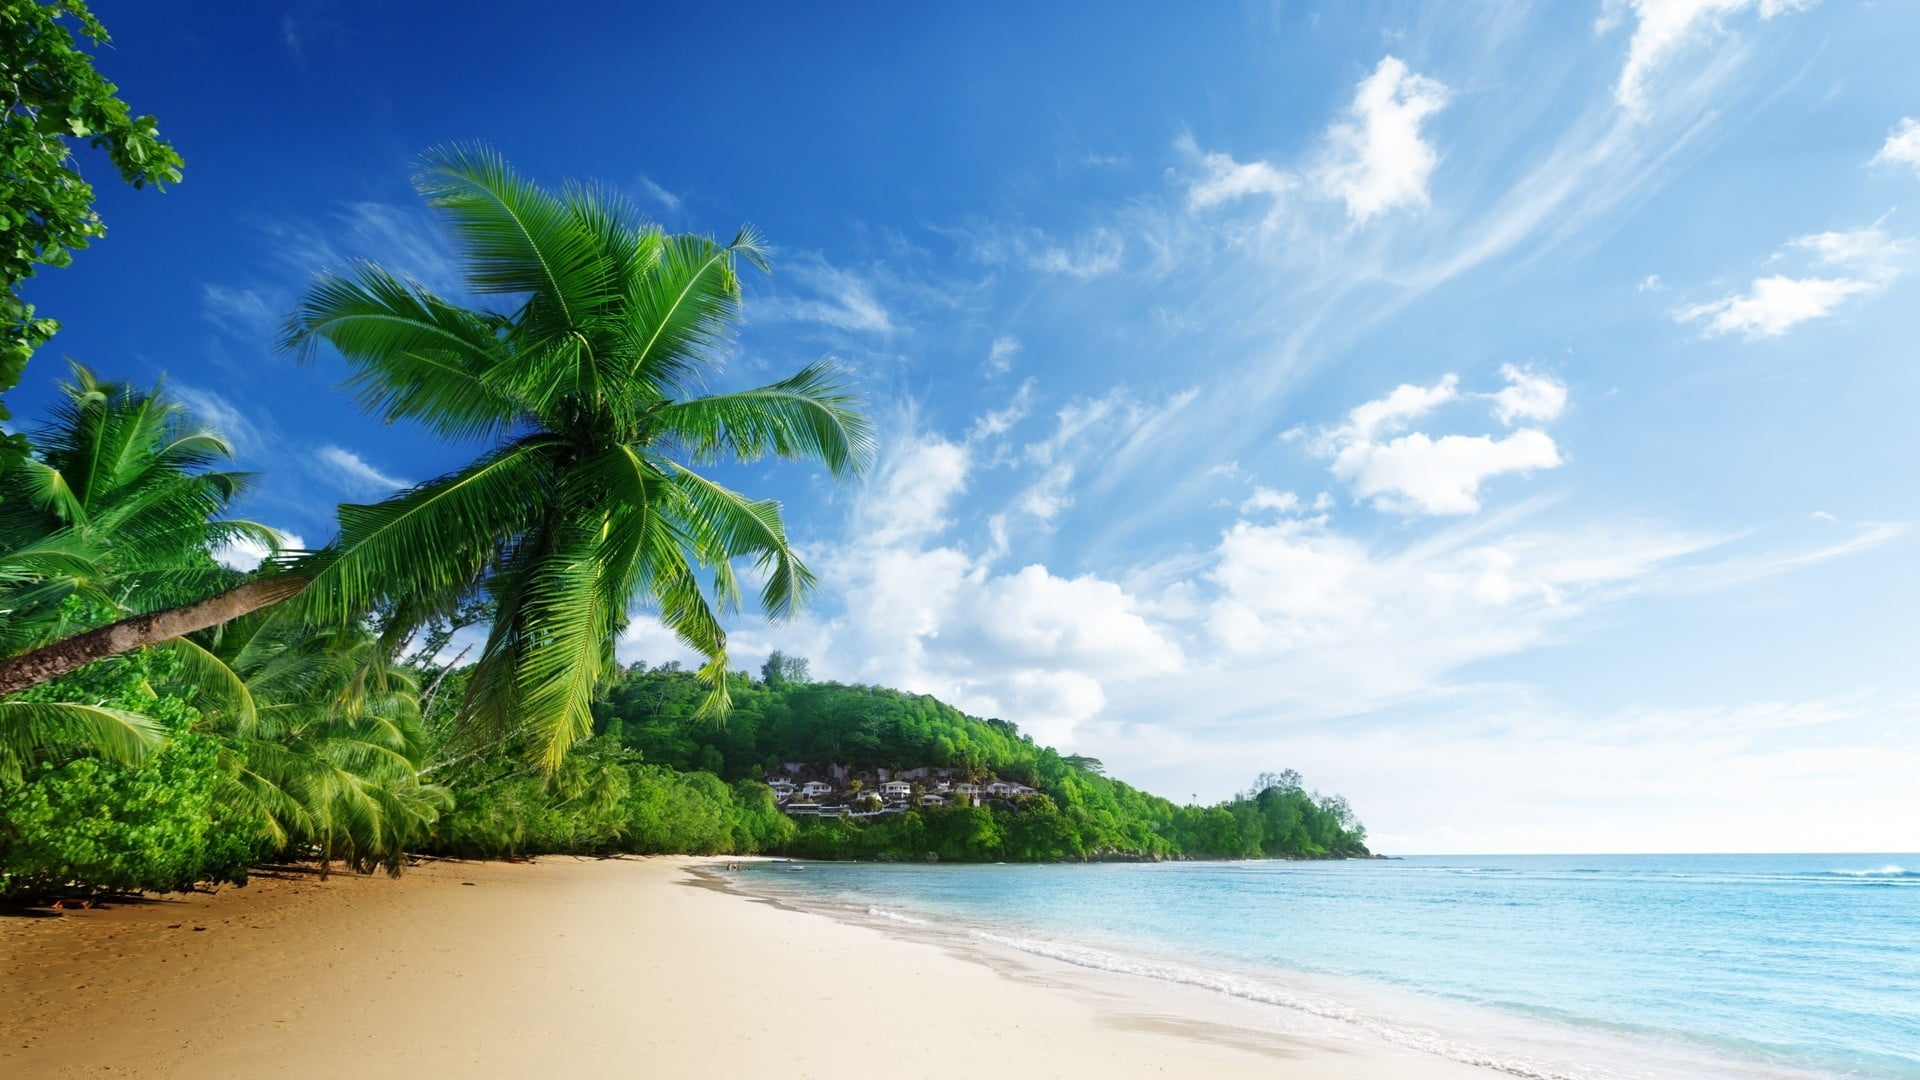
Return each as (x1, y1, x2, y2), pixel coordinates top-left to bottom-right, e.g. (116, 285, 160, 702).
(284, 145, 872, 768)
(0, 147, 873, 775)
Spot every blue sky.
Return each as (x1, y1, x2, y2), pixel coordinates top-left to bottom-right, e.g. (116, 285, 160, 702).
(11, 0, 1920, 852)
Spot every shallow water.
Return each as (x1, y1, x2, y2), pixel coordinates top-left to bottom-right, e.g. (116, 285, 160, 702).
(741, 854, 1920, 1079)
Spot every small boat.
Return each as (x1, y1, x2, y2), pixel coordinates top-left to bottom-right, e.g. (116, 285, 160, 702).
(783, 864, 806, 872)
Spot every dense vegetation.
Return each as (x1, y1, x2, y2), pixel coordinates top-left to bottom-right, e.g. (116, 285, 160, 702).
(595, 659, 1369, 862)
(0, 8, 1365, 899)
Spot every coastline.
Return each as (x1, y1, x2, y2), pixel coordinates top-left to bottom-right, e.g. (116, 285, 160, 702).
(2, 856, 1490, 1078)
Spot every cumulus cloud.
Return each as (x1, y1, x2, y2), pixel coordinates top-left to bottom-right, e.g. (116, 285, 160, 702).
(1675, 223, 1908, 339)
(1309, 371, 1566, 515)
(1600, 0, 1812, 113)
(1489, 364, 1568, 425)
(1311, 56, 1451, 222)
(1874, 118, 1920, 177)
(316, 445, 410, 496)
(1181, 56, 1448, 227)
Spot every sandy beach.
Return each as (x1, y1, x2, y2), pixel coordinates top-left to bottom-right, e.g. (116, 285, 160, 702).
(1, 857, 1494, 1078)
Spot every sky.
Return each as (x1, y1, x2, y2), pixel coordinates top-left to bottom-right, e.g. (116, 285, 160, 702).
(9, 0, 1920, 853)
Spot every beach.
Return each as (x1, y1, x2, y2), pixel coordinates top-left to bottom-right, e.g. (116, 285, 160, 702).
(1, 856, 1491, 1079)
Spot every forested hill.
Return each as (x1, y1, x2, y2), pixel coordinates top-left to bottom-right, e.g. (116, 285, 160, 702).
(587, 656, 1371, 862)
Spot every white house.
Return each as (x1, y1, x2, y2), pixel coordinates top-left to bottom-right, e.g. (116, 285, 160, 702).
(800, 780, 833, 798)
(880, 781, 913, 799)
(985, 781, 1017, 796)
(766, 779, 796, 803)
(1009, 784, 1037, 796)
(951, 782, 979, 795)
(918, 793, 949, 807)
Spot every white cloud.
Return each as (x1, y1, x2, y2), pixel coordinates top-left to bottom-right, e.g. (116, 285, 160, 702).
(1874, 117, 1920, 177)
(855, 434, 970, 547)
(1185, 141, 1295, 209)
(1337, 429, 1563, 515)
(761, 258, 893, 333)
(1600, 0, 1812, 113)
(1240, 486, 1301, 514)
(1489, 364, 1568, 425)
(1311, 373, 1565, 515)
(316, 445, 410, 496)
(1311, 56, 1451, 222)
(1677, 275, 1875, 338)
(638, 176, 682, 213)
(1180, 56, 1448, 226)
(985, 335, 1020, 376)
(1345, 373, 1459, 440)
(1788, 224, 1909, 268)
(212, 528, 306, 572)
(1675, 223, 1908, 339)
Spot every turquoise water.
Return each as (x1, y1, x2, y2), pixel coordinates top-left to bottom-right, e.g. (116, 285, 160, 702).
(740, 854, 1920, 1079)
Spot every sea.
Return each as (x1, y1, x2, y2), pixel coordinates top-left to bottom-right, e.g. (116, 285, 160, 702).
(735, 854, 1920, 1079)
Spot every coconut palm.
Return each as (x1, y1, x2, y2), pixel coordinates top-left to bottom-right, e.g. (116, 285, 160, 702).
(0, 147, 873, 776)
(282, 145, 872, 768)
(164, 616, 449, 876)
(0, 364, 281, 765)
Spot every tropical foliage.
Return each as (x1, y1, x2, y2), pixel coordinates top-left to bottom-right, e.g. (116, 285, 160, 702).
(0, 0, 184, 467)
(282, 144, 874, 770)
(0, 140, 1370, 901)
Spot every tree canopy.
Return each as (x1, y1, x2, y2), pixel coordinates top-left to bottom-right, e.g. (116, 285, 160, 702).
(0, 0, 183, 468)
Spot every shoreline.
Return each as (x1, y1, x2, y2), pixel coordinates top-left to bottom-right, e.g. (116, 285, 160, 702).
(2, 855, 1491, 1078)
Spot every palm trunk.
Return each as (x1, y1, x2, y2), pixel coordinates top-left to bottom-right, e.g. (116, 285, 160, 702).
(0, 576, 310, 697)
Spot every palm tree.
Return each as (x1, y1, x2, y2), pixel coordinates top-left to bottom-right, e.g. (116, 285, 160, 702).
(0, 146, 873, 774)
(164, 616, 449, 876)
(285, 144, 871, 768)
(0, 364, 283, 766)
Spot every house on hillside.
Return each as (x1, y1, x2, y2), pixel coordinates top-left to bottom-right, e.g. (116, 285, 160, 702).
(800, 780, 833, 799)
(880, 780, 913, 800)
(951, 782, 979, 796)
(766, 779, 796, 803)
(918, 793, 949, 807)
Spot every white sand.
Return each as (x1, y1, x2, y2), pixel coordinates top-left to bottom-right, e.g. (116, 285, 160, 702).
(1, 856, 1494, 1078)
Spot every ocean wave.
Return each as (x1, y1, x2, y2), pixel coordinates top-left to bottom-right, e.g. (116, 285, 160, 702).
(1812, 865, 1916, 879)
(864, 906, 930, 926)
(963, 927, 1599, 1080)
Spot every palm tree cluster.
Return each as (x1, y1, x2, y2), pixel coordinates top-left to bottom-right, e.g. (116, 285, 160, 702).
(0, 146, 871, 894)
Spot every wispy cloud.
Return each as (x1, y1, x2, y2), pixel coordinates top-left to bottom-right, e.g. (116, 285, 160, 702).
(638, 175, 682, 213)
(759, 257, 893, 333)
(172, 385, 266, 452)
(1675, 221, 1909, 338)
(201, 284, 281, 341)
(1599, 0, 1813, 114)
(984, 335, 1020, 377)
(315, 445, 410, 496)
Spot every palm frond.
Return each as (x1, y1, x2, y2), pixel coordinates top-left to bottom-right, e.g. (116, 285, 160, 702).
(653, 359, 875, 479)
